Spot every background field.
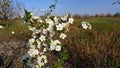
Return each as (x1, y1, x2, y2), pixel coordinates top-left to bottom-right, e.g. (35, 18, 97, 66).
(0, 17, 120, 68)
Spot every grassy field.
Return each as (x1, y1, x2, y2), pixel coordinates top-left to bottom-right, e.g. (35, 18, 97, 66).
(0, 17, 120, 68)
(65, 17, 120, 68)
(0, 19, 31, 41)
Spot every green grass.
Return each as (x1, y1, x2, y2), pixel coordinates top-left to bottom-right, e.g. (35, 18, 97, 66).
(0, 19, 31, 41)
(74, 17, 120, 33)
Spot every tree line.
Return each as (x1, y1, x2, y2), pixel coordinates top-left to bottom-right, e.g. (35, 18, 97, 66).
(73, 12, 120, 19)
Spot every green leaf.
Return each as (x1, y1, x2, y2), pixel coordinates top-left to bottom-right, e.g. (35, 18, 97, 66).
(68, 13, 72, 18)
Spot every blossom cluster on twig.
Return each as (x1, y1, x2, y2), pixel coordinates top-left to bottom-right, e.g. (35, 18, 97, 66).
(21, 10, 74, 68)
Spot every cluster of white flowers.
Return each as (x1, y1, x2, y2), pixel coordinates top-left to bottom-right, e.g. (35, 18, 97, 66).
(60, 33, 67, 39)
(50, 40, 61, 51)
(22, 11, 74, 68)
(81, 21, 92, 29)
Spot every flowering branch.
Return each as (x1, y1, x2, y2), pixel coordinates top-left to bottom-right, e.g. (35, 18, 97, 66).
(22, 8, 74, 68)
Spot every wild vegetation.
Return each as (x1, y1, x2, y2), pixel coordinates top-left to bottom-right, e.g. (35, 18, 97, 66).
(0, 16, 120, 68)
(0, 0, 120, 68)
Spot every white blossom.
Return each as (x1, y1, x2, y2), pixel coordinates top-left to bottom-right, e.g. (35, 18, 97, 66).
(28, 48, 39, 57)
(47, 27, 53, 32)
(56, 24, 64, 31)
(31, 16, 43, 23)
(28, 26, 36, 31)
(55, 45, 61, 51)
(43, 48, 47, 52)
(43, 43, 47, 46)
(46, 19, 54, 28)
(36, 39, 41, 48)
(39, 35, 46, 42)
(32, 33, 37, 38)
(0, 25, 3, 28)
(34, 29, 41, 34)
(39, 19, 43, 23)
(81, 21, 88, 29)
(50, 44, 56, 51)
(29, 38, 35, 46)
(87, 22, 92, 29)
(37, 55, 47, 67)
(35, 65, 40, 68)
(62, 23, 67, 28)
(42, 29, 47, 34)
(54, 16, 58, 23)
(60, 33, 66, 39)
(29, 44, 36, 49)
(32, 16, 40, 20)
(50, 40, 61, 51)
(68, 18, 74, 24)
(61, 16, 67, 21)
(11, 31, 15, 34)
(30, 12, 33, 16)
(81, 21, 92, 29)
(54, 40, 61, 45)
(47, 27, 55, 37)
(22, 12, 74, 67)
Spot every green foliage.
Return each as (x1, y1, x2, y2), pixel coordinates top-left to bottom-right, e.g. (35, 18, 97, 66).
(46, 0, 58, 16)
(54, 48, 68, 68)
(23, 9, 32, 23)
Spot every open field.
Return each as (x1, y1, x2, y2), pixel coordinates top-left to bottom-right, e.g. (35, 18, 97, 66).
(66, 17, 120, 68)
(0, 17, 120, 68)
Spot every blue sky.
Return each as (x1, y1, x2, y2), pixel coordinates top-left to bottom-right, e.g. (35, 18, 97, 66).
(19, 0, 120, 16)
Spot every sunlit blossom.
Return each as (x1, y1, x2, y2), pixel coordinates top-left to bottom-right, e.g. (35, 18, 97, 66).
(28, 48, 39, 57)
(43, 48, 47, 52)
(32, 16, 40, 20)
(34, 29, 41, 34)
(22, 10, 74, 67)
(68, 18, 74, 24)
(54, 16, 58, 23)
(50, 40, 61, 51)
(28, 26, 36, 31)
(61, 16, 67, 21)
(36, 39, 41, 48)
(37, 55, 47, 67)
(29, 38, 35, 46)
(81, 21, 92, 29)
(60, 33, 66, 39)
(39, 35, 46, 41)
(56, 24, 64, 31)
(55, 45, 61, 51)
(46, 19, 54, 28)
(42, 29, 47, 34)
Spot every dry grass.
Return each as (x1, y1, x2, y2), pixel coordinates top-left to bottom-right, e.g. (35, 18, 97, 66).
(63, 17, 120, 68)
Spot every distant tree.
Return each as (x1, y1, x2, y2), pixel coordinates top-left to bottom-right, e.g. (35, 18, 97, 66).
(73, 14, 81, 19)
(83, 14, 90, 18)
(113, 12, 120, 17)
(0, 0, 23, 20)
(99, 13, 105, 17)
(0, 0, 11, 19)
(95, 14, 99, 17)
(106, 13, 112, 17)
(11, 0, 23, 18)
